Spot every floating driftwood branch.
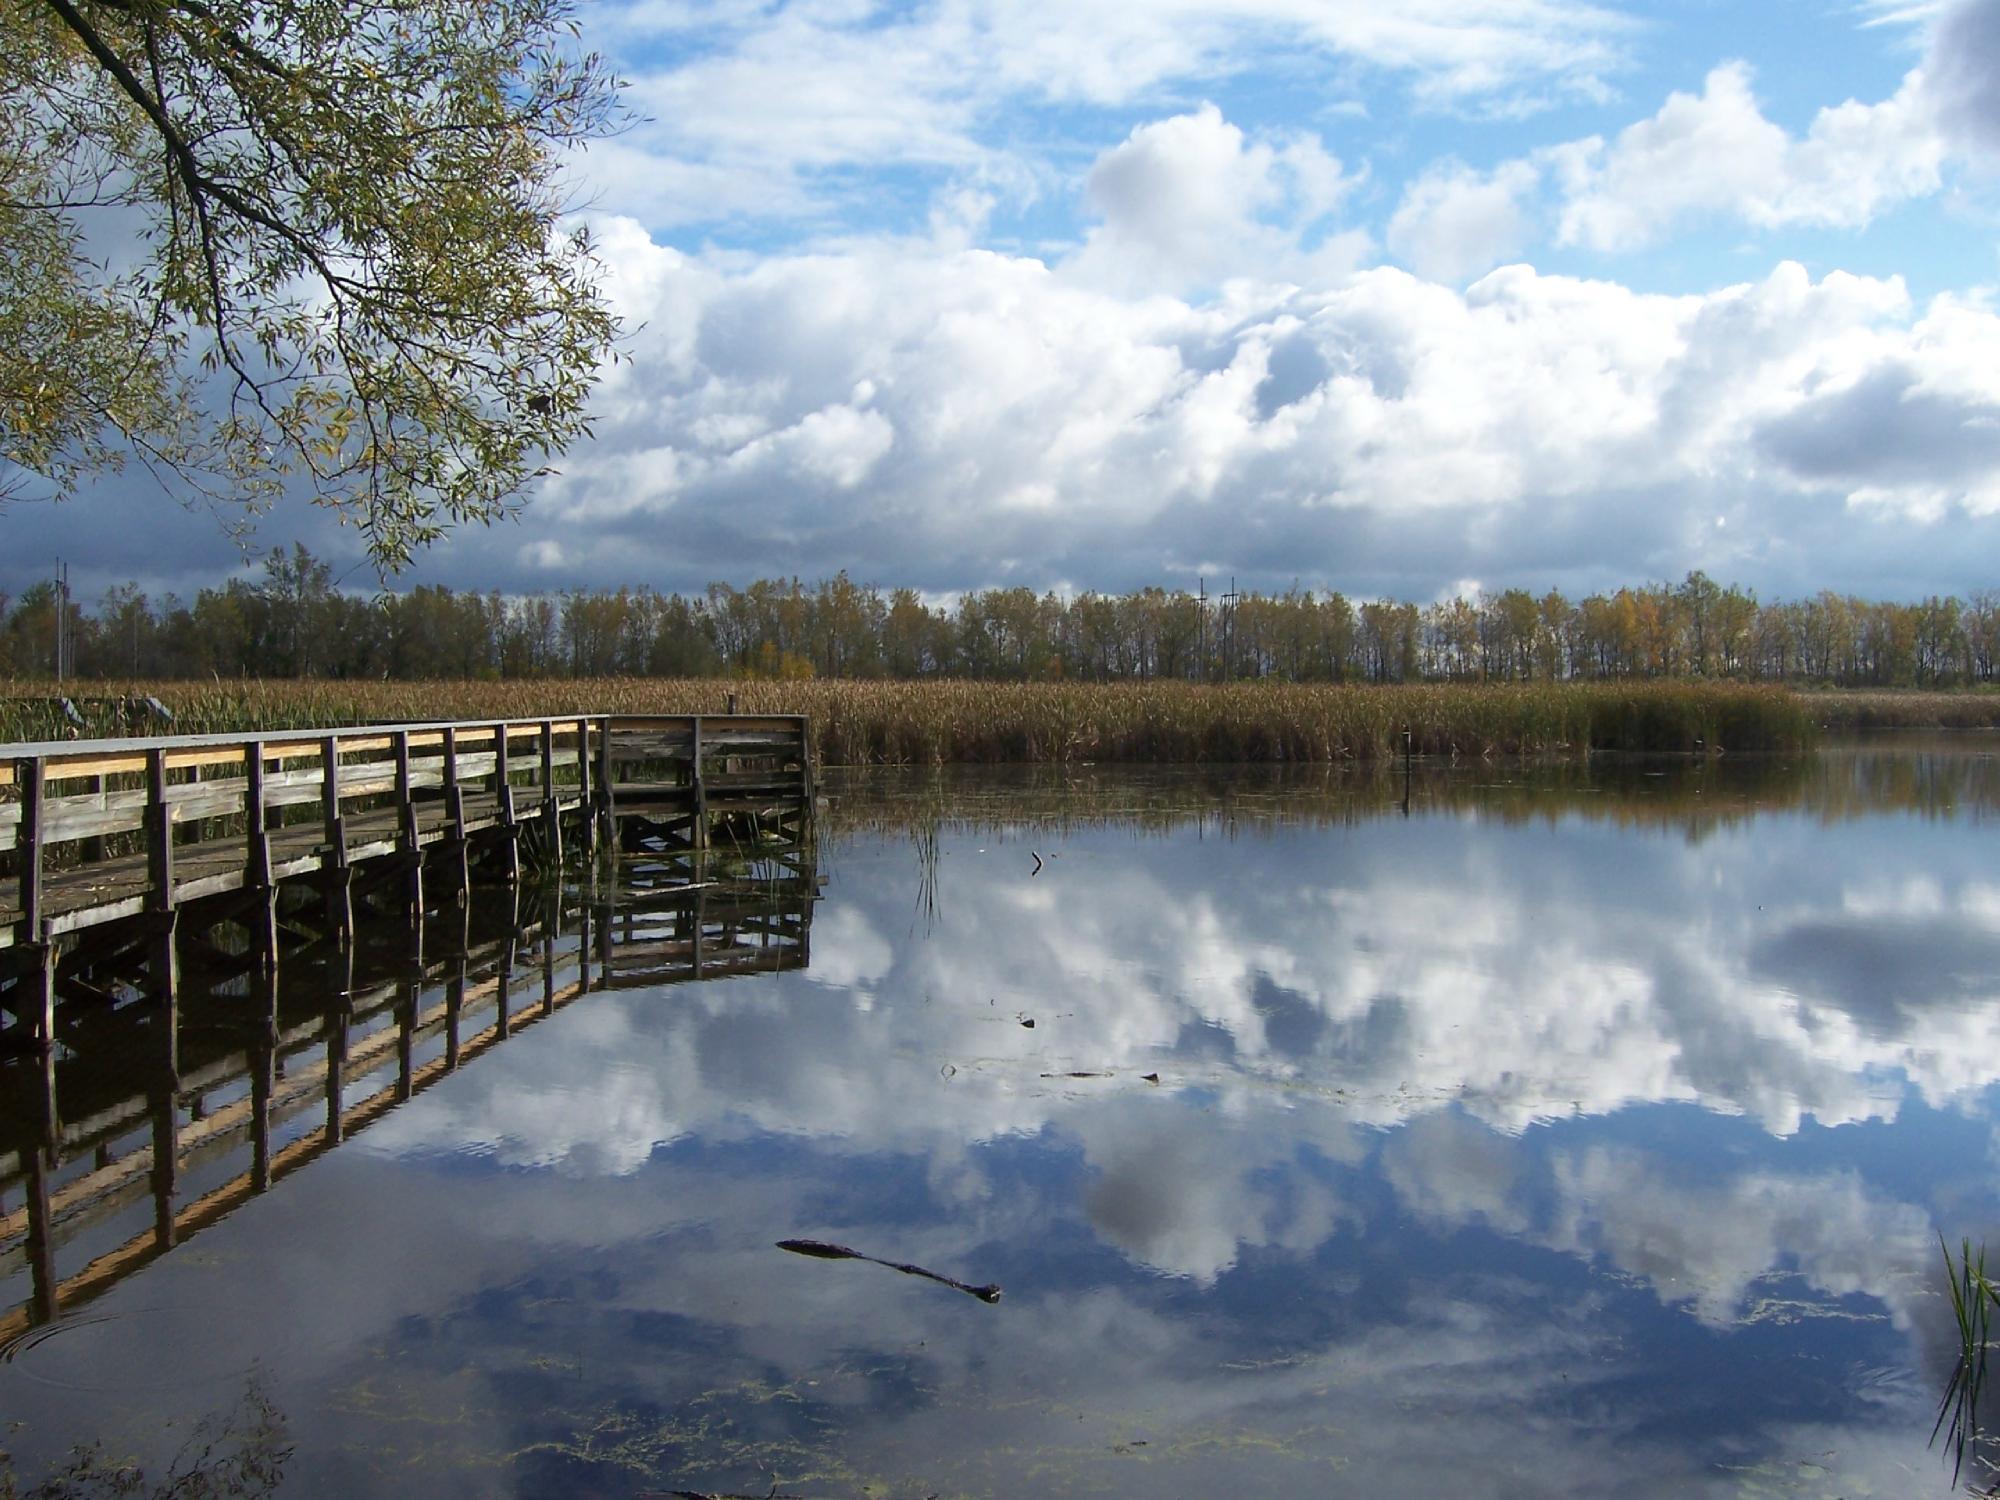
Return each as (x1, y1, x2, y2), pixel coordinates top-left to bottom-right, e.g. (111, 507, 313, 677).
(776, 1238, 1002, 1304)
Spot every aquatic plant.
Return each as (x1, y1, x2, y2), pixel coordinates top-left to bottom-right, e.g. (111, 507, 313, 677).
(1936, 1236, 2000, 1488)
(0, 1377, 288, 1498)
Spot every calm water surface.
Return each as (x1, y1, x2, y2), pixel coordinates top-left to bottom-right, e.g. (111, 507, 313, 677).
(4, 736, 1999, 1496)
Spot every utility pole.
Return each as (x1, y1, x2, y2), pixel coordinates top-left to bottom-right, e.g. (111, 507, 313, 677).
(53, 559, 69, 684)
(1220, 576, 1240, 681)
(1197, 577, 1206, 681)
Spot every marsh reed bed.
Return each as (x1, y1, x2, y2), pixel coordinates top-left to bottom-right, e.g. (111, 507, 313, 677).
(0, 679, 1815, 762)
(1805, 688, 2000, 730)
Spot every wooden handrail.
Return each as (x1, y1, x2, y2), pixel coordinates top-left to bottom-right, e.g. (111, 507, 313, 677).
(0, 713, 807, 787)
(0, 717, 591, 786)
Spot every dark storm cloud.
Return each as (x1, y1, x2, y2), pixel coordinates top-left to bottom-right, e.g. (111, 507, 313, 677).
(1756, 362, 2000, 489)
(1930, 0, 2000, 158)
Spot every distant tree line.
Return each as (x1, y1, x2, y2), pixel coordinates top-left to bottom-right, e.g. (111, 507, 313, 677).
(2, 546, 1995, 688)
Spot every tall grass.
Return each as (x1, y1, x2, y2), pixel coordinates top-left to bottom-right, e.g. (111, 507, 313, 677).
(1936, 1237, 2000, 1488)
(1807, 688, 2000, 731)
(0, 678, 1816, 762)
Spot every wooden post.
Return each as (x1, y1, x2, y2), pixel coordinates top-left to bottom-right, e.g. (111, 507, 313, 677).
(18, 757, 43, 941)
(397, 917, 421, 1103)
(150, 921, 179, 1250)
(31, 943, 57, 1116)
(395, 729, 423, 918)
(150, 1085, 177, 1249)
(499, 872, 520, 936)
(442, 726, 469, 903)
(322, 734, 353, 942)
(801, 716, 817, 808)
(245, 742, 272, 889)
(496, 935, 514, 1039)
(691, 716, 708, 850)
(145, 742, 180, 1251)
(146, 747, 172, 916)
(575, 719, 598, 867)
(597, 716, 615, 848)
(495, 723, 520, 885)
(442, 725, 465, 827)
(539, 721, 562, 869)
(9, 940, 51, 1328)
(495, 724, 516, 822)
(253, 886, 279, 978)
(405, 877, 425, 973)
(250, 956, 277, 1192)
(34, 1016, 59, 1144)
(20, 816, 56, 1142)
(321, 735, 345, 853)
(25, 1140, 56, 1325)
(324, 995, 347, 1145)
(445, 956, 464, 1071)
(397, 980, 417, 1103)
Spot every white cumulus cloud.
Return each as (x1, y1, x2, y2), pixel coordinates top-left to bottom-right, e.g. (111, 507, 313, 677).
(1385, 157, 1541, 284)
(1069, 106, 1367, 294)
(508, 213, 2000, 601)
(1553, 61, 1943, 251)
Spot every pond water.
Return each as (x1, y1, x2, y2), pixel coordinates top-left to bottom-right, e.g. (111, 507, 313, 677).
(4, 735, 2000, 1497)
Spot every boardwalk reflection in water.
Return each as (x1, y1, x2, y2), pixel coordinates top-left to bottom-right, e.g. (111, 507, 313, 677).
(0, 843, 819, 1339)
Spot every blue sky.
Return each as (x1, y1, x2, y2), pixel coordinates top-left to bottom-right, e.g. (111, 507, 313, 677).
(8, 0, 2000, 606)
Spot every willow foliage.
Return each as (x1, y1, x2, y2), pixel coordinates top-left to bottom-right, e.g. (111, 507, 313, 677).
(1, 0, 622, 567)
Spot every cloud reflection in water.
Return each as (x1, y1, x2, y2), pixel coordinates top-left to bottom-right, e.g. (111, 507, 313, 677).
(7, 760, 1996, 1496)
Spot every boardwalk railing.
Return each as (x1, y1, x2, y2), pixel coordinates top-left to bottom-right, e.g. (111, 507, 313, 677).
(0, 714, 813, 954)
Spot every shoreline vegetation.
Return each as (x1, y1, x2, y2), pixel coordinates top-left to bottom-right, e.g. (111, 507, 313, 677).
(1, 676, 1996, 765)
(0, 680, 1992, 768)
(5, 678, 1988, 762)
(1807, 688, 2000, 730)
(7, 554, 1998, 693)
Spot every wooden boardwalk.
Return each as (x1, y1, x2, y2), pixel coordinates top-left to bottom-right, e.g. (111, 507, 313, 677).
(1, 713, 813, 953)
(0, 712, 817, 1336)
